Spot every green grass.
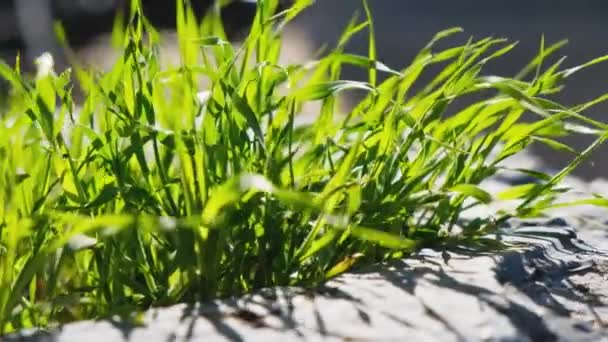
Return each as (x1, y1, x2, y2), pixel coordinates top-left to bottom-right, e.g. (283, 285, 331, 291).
(1, 0, 608, 333)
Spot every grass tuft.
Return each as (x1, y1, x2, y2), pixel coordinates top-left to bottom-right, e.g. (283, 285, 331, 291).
(0, 0, 607, 333)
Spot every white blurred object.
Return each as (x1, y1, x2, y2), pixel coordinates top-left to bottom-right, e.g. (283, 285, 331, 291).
(35, 52, 55, 79)
(196, 91, 211, 105)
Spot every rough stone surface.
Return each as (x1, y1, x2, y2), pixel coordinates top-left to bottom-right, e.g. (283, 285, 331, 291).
(8, 226, 608, 341)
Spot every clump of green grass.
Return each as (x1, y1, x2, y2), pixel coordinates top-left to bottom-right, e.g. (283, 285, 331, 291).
(1, 0, 608, 333)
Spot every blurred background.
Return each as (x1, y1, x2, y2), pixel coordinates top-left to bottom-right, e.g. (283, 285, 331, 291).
(1, 0, 607, 180)
(288, 1, 608, 180)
